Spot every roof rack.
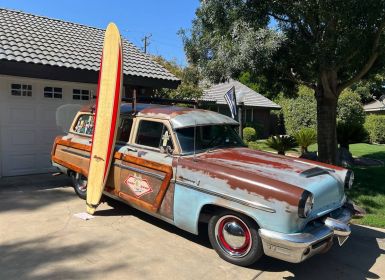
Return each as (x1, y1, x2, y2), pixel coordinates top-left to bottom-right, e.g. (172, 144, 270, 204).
(121, 97, 216, 112)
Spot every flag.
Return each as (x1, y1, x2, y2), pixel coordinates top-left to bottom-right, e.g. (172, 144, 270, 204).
(224, 86, 237, 119)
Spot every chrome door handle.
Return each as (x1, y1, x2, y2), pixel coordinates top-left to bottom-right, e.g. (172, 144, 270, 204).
(125, 146, 137, 153)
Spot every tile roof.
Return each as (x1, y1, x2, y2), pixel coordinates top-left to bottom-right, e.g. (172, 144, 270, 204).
(201, 79, 280, 109)
(0, 8, 180, 85)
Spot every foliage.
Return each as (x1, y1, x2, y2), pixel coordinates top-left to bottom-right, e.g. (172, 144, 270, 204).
(152, 55, 204, 99)
(351, 73, 385, 103)
(244, 121, 263, 138)
(293, 128, 317, 155)
(243, 127, 257, 143)
(183, 0, 385, 164)
(266, 135, 297, 155)
(277, 86, 317, 135)
(179, 0, 284, 83)
(336, 90, 367, 148)
(237, 71, 293, 100)
(365, 114, 385, 144)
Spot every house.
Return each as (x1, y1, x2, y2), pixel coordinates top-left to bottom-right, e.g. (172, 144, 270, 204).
(0, 8, 180, 177)
(200, 80, 280, 137)
(363, 99, 385, 115)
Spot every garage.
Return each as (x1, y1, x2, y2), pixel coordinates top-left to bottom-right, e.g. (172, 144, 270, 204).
(0, 8, 180, 177)
(0, 75, 95, 176)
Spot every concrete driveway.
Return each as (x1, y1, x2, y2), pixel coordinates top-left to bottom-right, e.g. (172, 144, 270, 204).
(0, 174, 384, 280)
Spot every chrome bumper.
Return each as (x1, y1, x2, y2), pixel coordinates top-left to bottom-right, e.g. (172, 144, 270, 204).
(259, 206, 353, 263)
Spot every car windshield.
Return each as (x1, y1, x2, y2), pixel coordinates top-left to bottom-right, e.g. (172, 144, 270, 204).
(176, 125, 245, 154)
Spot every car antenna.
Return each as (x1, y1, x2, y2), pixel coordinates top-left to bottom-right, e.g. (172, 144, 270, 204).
(193, 121, 197, 161)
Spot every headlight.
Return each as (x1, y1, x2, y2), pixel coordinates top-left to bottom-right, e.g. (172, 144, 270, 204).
(298, 190, 314, 218)
(344, 170, 354, 189)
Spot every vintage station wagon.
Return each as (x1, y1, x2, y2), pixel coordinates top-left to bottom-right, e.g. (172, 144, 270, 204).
(51, 103, 355, 266)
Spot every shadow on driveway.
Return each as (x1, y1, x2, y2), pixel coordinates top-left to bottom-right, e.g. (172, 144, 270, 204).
(0, 174, 74, 213)
(0, 236, 126, 280)
(99, 197, 385, 280)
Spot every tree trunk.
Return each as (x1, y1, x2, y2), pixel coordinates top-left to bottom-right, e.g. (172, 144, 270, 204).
(315, 69, 341, 165)
(316, 95, 338, 164)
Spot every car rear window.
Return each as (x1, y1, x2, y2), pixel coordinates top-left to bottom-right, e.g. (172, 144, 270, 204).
(73, 114, 94, 135)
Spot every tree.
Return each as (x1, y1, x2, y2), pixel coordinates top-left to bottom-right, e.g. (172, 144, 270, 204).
(182, 0, 385, 164)
(152, 56, 204, 100)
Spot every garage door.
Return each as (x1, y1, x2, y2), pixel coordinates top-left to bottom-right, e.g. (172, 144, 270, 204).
(0, 79, 91, 176)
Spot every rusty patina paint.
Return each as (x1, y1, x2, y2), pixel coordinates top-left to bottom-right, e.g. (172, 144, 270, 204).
(140, 106, 195, 117)
(178, 149, 307, 207)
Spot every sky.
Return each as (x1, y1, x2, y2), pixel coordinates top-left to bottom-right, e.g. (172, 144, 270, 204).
(0, 0, 200, 66)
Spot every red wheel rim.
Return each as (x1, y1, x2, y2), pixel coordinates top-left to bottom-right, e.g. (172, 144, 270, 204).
(216, 215, 252, 257)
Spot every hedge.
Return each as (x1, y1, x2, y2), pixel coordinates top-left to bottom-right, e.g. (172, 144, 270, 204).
(365, 114, 385, 144)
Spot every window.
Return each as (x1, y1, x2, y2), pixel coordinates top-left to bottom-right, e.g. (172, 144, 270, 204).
(73, 114, 94, 135)
(11, 84, 32, 96)
(136, 121, 173, 149)
(117, 118, 133, 143)
(73, 89, 91, 100)
(44, 87, 62, 99)
(176, 125, 244, 153)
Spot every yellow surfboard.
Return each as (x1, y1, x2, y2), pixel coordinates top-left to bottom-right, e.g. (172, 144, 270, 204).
(86, 23, 123, 214)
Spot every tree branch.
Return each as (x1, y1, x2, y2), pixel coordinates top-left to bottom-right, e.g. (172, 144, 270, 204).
(339, 20, 385, 91)
(286, 68, 317, 90)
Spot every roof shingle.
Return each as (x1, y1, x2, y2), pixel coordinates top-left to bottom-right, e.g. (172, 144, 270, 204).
(202, 79, 280, 109)
(0, 8, 180, 85)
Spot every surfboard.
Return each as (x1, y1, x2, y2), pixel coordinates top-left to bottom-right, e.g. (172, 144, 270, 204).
(86, 23, 123, 215)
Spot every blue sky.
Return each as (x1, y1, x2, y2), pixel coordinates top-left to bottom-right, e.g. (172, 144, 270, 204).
(0, 0, 200, 66)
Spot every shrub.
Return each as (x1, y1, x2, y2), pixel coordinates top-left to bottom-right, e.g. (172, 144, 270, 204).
(365, 114, 385, 144)
(243, 127, 257, 143)
(293, 128, 317, 155)
(266, 135, 297, 155)
(277, 86, 317, 135)
(337, 89, 367, 148)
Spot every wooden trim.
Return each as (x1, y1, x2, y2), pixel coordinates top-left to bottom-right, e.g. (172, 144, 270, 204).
(52, 155, 89, 177)
(55, 138, 92, 152)
(52, 137, 173, 213)
(115, 151, 173, 213)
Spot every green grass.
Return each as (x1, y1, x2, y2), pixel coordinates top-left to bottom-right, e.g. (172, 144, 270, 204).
(348, 144, 385, 228)
(250, 141, 385, 228)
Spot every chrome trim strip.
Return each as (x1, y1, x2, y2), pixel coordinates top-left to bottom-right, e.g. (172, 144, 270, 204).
(62, 148, 90, 159)
(176, 180, 275, 213)
(114, 163, 165, 180)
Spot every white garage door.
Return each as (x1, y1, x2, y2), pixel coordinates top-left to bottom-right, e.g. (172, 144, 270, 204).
(0, 76, 94, 176)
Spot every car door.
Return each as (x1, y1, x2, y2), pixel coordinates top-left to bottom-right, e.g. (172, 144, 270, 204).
(117, 118, 175, 218)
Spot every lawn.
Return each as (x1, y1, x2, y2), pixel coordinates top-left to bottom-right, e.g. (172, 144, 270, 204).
(249, 141, 385, 228)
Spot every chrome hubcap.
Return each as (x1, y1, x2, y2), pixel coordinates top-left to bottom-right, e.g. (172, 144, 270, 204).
(73, 173, 87, 192)
(215, 215, 252, 257)
(223, 222, 246, 249)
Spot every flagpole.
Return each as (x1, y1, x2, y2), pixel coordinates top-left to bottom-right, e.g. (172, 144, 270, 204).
(238, 102, 243, 139)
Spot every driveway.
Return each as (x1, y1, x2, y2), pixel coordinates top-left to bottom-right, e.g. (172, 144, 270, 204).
(0, 174, 384, 280)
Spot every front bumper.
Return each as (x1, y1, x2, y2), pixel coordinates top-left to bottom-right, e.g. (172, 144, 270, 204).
(259, 205, 353, 263)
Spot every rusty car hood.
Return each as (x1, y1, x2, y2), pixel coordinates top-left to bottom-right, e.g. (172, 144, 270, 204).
(177, 147, 346, 215)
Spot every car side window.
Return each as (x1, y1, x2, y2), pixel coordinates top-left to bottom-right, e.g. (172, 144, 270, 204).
(117, 118, 133, 143)
(136, 120, 173, 149)
(73, 114, 94, 135)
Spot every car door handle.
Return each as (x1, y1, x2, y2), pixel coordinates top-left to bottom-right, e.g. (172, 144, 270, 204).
(125, 146, 137, 153)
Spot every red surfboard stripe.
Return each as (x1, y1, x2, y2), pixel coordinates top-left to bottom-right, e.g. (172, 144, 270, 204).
(103, 47, 122, 179)
(90, 50, 104, 160)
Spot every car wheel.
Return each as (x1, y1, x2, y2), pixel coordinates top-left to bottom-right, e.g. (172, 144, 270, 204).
(208, 210, 263, 266)
(71, 172, 87, 200)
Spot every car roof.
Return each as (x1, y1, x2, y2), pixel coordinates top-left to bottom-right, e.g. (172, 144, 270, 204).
(80, 103, 239, 129)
